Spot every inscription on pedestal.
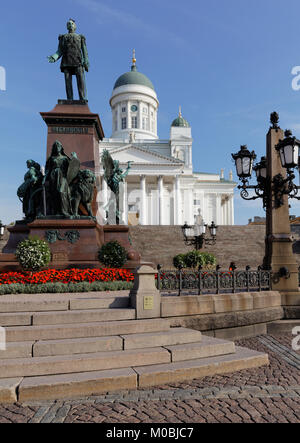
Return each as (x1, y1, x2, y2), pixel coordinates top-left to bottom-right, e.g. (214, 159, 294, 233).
(52, 252, 68, 261)
(144, 296, 154, 310)
(50, 127, 89, 135)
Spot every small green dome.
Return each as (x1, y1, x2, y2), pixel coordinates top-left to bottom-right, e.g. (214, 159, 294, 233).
(113, 65, 155, 91)
(171, 114, 190, 128)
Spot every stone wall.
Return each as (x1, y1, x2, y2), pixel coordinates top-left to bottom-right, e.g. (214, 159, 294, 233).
(129, 225, 300, 269)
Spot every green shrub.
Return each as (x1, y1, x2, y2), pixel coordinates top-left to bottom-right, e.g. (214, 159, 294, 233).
(15, 236, 51, 272)
(200, 252, 217, 266)
(98, 241, 127, 268)
(173, 250, 217, 269)
(0, 280, 133, 295)
(173, 254, 186, 269)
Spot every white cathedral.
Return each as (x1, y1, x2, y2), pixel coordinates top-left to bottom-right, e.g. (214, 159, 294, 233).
(98, 52, 236, 226)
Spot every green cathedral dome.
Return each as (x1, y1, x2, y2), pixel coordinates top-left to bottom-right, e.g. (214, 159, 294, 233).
(171, 109, 190, 128)
(113, 65, 155, 91)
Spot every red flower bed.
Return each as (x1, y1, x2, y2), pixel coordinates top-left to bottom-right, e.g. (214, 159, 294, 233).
(0, 268, 134, 285)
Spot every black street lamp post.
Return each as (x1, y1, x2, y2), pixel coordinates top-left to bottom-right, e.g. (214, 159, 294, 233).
(231, 112, 300, 292)
(181, 221, 218, 250)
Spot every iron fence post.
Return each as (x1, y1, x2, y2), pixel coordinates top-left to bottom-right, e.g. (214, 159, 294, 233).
(198, 266, 202, 295)
(246, 266, 250, 292)
(178, 265, 183, 296)
(258, 266, 262, 292)
(157, 265, 162, 291)
(232, 264, 237, 293)
(216, 265, 221, 294)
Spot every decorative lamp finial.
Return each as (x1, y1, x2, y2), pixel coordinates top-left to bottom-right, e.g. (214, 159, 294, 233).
(284, 129, 293, 138)
(270, 112, 280, 130)
(179, 105, 182, 118)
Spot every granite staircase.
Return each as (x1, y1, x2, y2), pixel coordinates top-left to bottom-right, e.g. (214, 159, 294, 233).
(0, 291, 268, 403)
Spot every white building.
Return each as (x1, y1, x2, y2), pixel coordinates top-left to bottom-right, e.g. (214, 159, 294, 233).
(98, 52, 236, 226)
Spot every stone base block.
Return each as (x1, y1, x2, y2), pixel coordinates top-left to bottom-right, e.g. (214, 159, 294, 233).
(0, 378, 22, 404)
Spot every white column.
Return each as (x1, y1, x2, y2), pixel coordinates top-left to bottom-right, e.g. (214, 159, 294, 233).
(138, 101, 142, 130)
(122, 180, 128, 225)
(117, 103, 121, 131)
(174, 175, 182, 225)
(158, 176, 164, 225)
(140, 175, 147, 225)
(229, 194, 235, 225)
(216, 194, 222, 225)
(126, 101, 131, 130)
(102, 177, 108, 222)
(224, 197, 228, 225)
(173, 178, 177, 225)
(188, 190, 194, 225)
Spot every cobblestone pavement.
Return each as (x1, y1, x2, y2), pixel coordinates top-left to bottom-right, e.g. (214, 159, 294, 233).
(0, 334, 299, 424)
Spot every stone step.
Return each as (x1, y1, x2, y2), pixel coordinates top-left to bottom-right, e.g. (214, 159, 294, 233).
(0, 342, 33, 360)
(121, 328, 202, 350)
(267, 320, 300, 334)
(33, 336, 124, 357)
(165, 335, 236, 362)
(13, 347, 269, 403)
(18, 369, 137, 403)
(31, 308, 136, 326)
(5, 318, 171, 342)
(0, 312, 32, 327)
(0, 292, 130, 313)
(134, 346, 269, 388)
(0, 347, 171, 378)
(69, 296, 130, 310)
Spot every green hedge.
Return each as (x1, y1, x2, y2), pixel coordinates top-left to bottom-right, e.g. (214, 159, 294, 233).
(0, 280, 134, 295)
(173, 250, 217, 269)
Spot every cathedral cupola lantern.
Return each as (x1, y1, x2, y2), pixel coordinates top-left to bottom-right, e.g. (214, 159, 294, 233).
(109, 51, 159, 141)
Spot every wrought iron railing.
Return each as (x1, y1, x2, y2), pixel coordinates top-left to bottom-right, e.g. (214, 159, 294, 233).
(156, 266, 272, 296)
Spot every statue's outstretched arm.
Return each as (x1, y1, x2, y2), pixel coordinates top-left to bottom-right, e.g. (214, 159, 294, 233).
(121, 161, 133, 180)
(47, 35, 63, 63)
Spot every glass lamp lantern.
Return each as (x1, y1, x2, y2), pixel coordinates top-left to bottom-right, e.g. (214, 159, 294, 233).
(209, 221, 218, 237)
(254, 156, 267, 181)
(276, 130, 300, 170)
(0, 221, 4, 237)
(182, 222, 193, 239)
(232, 145, 257, 179)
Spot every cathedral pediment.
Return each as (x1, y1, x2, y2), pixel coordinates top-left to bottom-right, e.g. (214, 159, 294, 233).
(108, 145, 184, 165)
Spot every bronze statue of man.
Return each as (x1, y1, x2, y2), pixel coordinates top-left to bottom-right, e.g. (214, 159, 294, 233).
(48, 19, 89, 101)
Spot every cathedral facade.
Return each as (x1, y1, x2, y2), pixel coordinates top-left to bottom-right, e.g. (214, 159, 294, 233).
(97, 53, 235, 226)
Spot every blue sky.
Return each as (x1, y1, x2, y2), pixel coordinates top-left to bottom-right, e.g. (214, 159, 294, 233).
(1, 0, 300, 224)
